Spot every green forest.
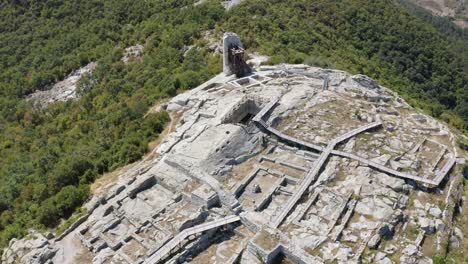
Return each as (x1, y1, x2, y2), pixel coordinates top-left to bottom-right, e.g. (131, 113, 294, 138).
(0, 0, 466, 252)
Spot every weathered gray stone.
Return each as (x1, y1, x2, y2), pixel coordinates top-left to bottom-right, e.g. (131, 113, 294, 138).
(352, 74, 380, 89)
(166, 102, 183, 112)
(413, 199, 425, 210)
(368, 234, 381, 249)
(388, 138, 403, 150)
(127, 174, 156, 198)
(449, 235, 460, 248)
(428, 206, 442, 219)
(435, 219, 446, 232)
(454, 227, 464, 241)
(418, 217, 435, 234)
(374, 252, 393, 264)
(402, 244, 419, 256)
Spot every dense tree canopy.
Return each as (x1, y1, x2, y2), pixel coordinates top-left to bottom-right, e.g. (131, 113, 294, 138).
(0, 0, 466, 249)
(0, 0, 223, 247)
(223, 0, 467, 130)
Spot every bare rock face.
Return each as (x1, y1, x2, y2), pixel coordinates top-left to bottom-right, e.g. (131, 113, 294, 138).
(1, 231, 57, 264)
(351, 74, 380, 89)
(26, 44, 144, 109)
(26, 62, 96, 108)
(418, 217, 436, 234)
(121, 44, 143, 63)
(4, 64, 464, 264)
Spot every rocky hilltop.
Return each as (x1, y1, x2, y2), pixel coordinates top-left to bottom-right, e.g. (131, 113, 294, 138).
(2, 63, 465, 264)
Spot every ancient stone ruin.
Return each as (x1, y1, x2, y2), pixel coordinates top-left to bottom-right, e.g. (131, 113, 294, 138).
(223, 32, 250, 77)
(3, 34, 464, 264)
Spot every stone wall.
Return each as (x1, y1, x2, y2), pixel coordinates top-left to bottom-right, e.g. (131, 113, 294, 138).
(223, 32, 243, 75)
(221, 95, 268, 124)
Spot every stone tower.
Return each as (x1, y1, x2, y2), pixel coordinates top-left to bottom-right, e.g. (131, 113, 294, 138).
(223, 32, 250, 77)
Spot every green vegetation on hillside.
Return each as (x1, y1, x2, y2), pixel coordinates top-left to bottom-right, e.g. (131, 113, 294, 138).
(0, 0, 466, 251)
(224, 0, 467, 131)
(0, 0, 223, 248)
